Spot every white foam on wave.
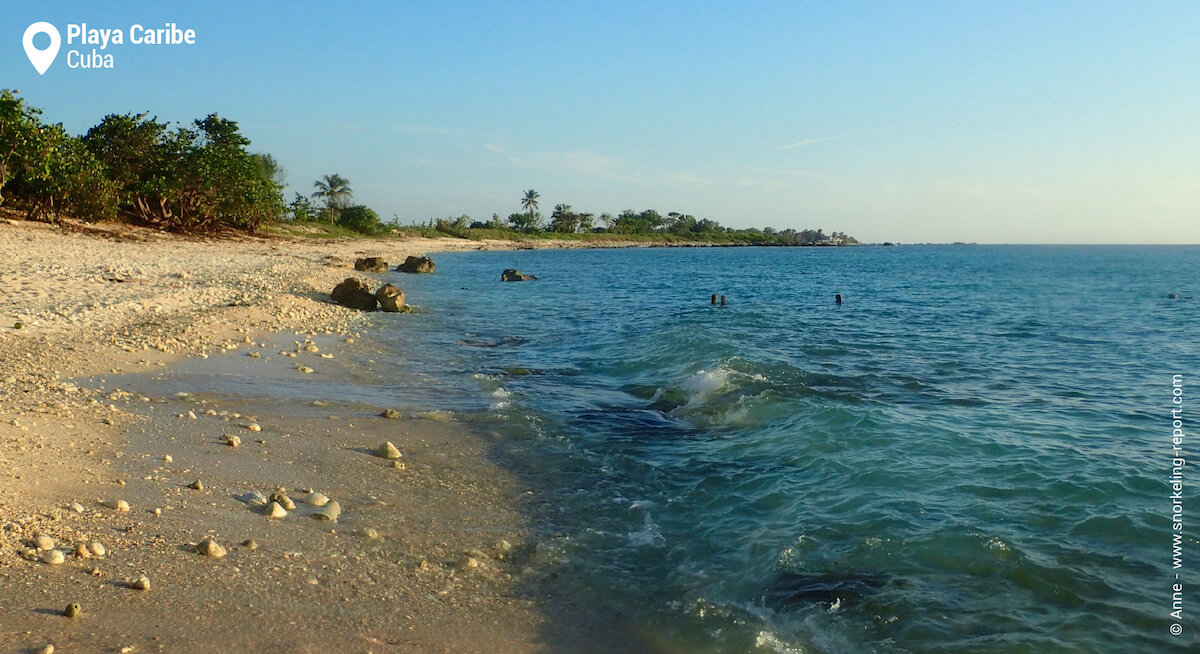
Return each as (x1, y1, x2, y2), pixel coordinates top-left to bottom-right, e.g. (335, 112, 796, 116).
(755, 630, 808, 653)
(627, 513, 665, 547)
(680, 367, 732, 406)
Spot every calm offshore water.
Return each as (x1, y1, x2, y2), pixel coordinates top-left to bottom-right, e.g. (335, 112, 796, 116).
(371, 245, 1198, 652)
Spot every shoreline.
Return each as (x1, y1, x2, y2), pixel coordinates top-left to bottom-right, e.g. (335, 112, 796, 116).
(0, 218, 625, 652)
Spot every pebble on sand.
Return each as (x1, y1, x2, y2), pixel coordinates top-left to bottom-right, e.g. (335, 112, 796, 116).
(303, 492, 330, 507)
(269, 489, 296, 511)
(246, 424, 262, 432)
(197, 538, 227, 558)
(163, 455, 173, 464)
(69, 502, 85, 513)
(241, 539, 259, 550)
(33, 534, 54, 550)
(131, 575, 150, 591)
(37, 645, 53, 654)
(188, 479, 204, 491)
(88, 542, 106, 557)
(268, 501, 288, 519)
(375, 441, 402, 459)
(63, 602, 81, 618)
(75, 544, 90, 558)
(222, 434, 241, 447)
(313, 501, 341, 522)
(379, 409, 401, 420)
(111, 500, 131, 512)
(42, 550, 65, 565)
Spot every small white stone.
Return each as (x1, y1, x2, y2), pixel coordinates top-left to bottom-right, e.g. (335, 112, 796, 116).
(197, 538, 227, 558)
(112, 500, 130, 512)
(42, 550, 65, 565)
(163, 454, 173, 464)
(268, 501, 288, 519)
(313, 501, 341, 522)
(89, 542, 106, 557)
(375, 441, 401, 459)
(246, 424, 262, 432)
(33, 535, 54, 550)
(69, 502, 84, 513)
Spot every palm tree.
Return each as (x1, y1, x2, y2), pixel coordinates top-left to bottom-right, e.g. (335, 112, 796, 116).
(312, 174, 353, 221)
(521, 189, 540, 220)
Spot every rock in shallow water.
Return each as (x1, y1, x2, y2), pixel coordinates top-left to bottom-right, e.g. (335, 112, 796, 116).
(501, 269, 537, 282)
(375, 283, 407, 312)
(268, 501, 288, 519)
(396, 255, 435, 273)
(304, 492, 329, 507)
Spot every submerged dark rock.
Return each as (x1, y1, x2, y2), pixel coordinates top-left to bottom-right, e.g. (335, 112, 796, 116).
(397, 255, 436, 273)
(375, 283, 406, 312)
(501, 269, 537, 282)
(331, 277, 378, 311)
(763, 570, 895, 610)
(354, 257, 389, 273)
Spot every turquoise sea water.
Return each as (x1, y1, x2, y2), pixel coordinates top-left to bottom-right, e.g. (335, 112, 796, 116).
(374, 245, 1197, 652)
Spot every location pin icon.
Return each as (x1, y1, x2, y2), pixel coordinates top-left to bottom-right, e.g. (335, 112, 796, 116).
(23, 22, 61, 75)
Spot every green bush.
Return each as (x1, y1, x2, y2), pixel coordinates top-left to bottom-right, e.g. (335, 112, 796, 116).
(337, 204, 384, 234)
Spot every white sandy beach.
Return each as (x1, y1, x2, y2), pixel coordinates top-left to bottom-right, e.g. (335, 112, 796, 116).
(0, 217, 637, 653)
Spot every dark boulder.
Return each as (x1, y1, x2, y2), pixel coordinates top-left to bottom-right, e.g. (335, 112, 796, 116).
(397, 255, 436, 273)
(375, 283, 406, 312)
(354, 257, 389, 273)
(501, 269, 538, 282)
(331, 277, 378, 311)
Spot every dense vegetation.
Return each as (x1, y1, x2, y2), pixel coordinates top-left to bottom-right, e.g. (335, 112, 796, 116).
(1, 90, 283, 232)
(2, 91, 858, 243)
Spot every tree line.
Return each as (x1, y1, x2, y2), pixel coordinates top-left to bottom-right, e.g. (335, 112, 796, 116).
(1, 91, 857, 243)
(424, 188, 858, 245)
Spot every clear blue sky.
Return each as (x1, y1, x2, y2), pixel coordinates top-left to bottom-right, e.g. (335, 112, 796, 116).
(7, 1, 1199, 243)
